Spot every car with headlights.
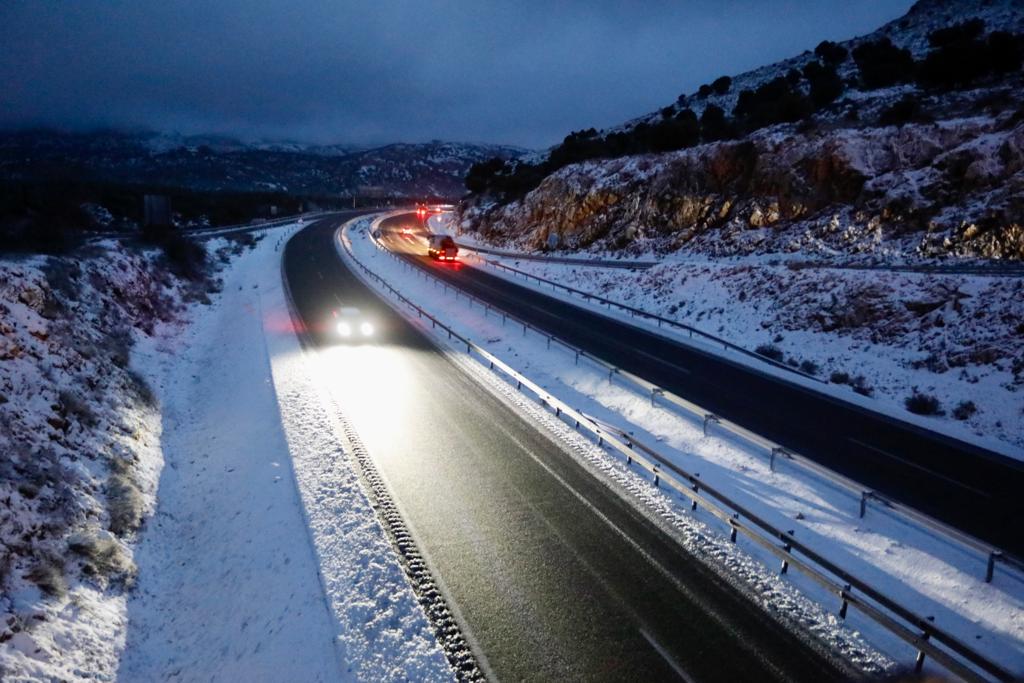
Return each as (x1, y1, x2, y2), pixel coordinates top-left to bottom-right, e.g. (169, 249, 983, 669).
(332, 306, 374, 340)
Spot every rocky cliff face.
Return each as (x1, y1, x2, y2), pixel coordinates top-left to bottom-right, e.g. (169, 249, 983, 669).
(460, 108, 1024, 260)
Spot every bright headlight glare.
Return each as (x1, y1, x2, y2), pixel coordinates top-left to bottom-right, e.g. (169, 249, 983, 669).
(337, 322, 352, 336)
(360, 322, 374, 336)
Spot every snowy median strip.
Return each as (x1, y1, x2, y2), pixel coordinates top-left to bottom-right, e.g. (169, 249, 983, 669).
(340, 214, 1024, 680)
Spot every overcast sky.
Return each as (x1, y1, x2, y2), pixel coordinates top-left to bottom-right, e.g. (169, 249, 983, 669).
(1, 1, 915, 149)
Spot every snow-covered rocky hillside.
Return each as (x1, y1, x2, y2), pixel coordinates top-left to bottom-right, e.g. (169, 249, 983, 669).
(459, 0, 1024, 260)
(0, 238, 228, 679)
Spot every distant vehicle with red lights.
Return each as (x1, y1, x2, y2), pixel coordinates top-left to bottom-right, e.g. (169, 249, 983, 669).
(427, 234, 458, 261)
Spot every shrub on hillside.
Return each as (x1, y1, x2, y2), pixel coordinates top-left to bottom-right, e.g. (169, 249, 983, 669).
(711, 75, 732, 95)
(952, 400, 978, 421)
(928, 18, 986, 49)
(648, 109, 701, 152)
(803, 61, 844, 107)
(734, 77, 813, 129)
(815, 40, 849, 65)
(829, 371, 851, 385)
(917, 26, 1024, 89)
(799, 359, 820, 376)
(850, 375, 874, 397)
(754, 344, 785, 362)
(853, 38, 916, 88)
(905, 390, 944, 416)
(68, 531, 135, 583)
(700, 104, 733, 141)
(107, 466, 145, 537)
(25, 554, 66, 598)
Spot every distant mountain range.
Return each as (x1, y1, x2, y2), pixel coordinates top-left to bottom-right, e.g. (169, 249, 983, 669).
(0, 129, 526, 199)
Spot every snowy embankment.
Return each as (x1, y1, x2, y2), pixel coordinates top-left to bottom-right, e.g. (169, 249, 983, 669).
(2, 225, 451, 682)
(120, 226, 450, 682)
(350, 215, 1024, 678)
(467, 251, 1024, 456)
(0, 238, 229, 680)
(436, 208, 1024, 456)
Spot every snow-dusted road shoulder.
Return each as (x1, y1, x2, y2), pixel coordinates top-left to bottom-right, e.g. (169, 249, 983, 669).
(118, 225, 451, 682)
(119, 234, 342, 681)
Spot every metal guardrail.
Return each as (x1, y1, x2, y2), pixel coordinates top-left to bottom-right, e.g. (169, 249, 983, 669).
(341, 215, 1021, 682)
(454, 241, 659, 270)
(461, 252, 827, 384)
(374, 223, 1023, 590)
(85, 211, 329, 243)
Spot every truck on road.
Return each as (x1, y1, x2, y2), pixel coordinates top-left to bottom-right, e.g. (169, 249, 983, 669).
(427, 234, 458, 261)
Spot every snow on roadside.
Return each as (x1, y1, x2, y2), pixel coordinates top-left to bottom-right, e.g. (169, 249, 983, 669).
(461, 250, 1024, 458)
(0, 237, 233, 681)
(347, 217, 1024, 677)
(259, 230, 454, 681)
(118, 227, 346, 681)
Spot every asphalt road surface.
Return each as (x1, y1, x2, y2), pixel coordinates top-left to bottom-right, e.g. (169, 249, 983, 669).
(283, 215, 851, 682)
(381, 213, 1024, 557)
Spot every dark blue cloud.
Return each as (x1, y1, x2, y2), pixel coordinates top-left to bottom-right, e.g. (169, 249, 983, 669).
(0, 1, 914, 147)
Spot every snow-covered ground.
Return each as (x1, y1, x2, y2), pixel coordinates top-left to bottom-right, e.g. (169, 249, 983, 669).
(118, 227, 344, 680)
(351, 215, 1024, 678)
(120, 227, 451, 681)
(468, 251, 1024, 457)
(2, 225, 452, 682)
(0, 241, 201, 681)
(434, 211, 1024, 458)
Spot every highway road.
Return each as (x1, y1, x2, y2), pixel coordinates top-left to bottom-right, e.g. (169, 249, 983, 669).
(380, 213, 1024, 557)
(283, 215, 852, 682)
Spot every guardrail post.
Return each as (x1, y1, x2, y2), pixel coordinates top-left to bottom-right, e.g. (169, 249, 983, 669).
(839, 584, 851, 619)
(770, 447, 785, 472)
(781, 533, 793, 575)
(860, 490, 872, 518)
(574, 351, 580, 365)
(915, 631, 932, 673)
(651, 388, 663, 406)
(986, 551, 1002, 583)
(653, 465, 659, 487)
(547, 336, 552, 349)
(729, 515, 739, 543)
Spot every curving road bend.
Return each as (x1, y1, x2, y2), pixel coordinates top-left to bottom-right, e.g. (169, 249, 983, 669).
(283, 215, 851, 682)
(379, 213, 1024, 557)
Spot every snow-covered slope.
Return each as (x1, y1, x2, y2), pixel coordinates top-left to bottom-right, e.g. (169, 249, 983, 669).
(0, 241, 214, 678)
